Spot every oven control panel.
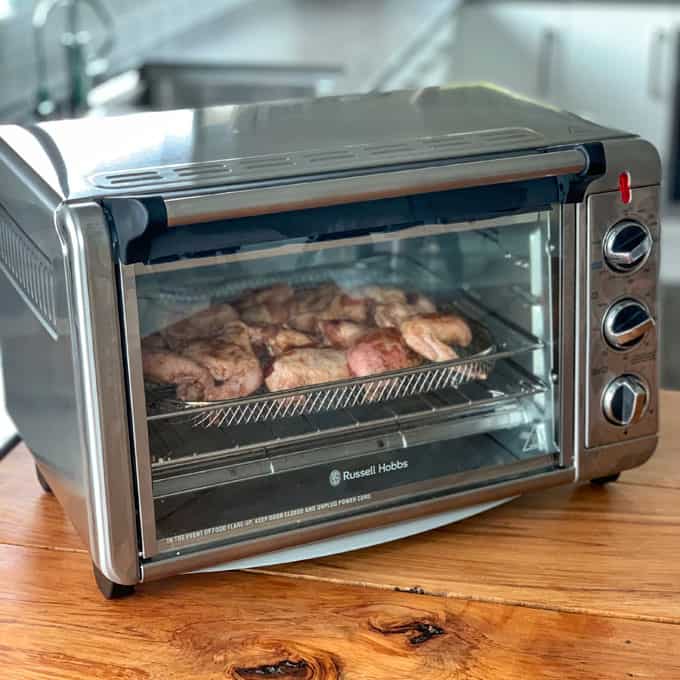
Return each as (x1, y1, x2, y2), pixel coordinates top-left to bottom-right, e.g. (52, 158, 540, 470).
(585, 186, 659, 448)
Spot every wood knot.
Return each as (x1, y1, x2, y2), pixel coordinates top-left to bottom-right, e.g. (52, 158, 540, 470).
(394, 586, 426, 595)
(232, 659, 309, 678)
(228, 642, 341, 680)
(369, 619, 446, 646)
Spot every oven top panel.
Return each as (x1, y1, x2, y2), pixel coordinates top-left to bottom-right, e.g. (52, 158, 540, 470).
(0, 85, 630, 200)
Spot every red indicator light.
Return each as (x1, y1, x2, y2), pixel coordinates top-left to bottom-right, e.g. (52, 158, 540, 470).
(619, 171, 632, 204)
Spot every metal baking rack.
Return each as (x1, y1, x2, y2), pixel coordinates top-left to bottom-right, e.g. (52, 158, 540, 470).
(140, 255, 545, 434)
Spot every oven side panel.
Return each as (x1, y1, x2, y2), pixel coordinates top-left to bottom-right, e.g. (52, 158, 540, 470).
(0, 140, 96, 547)
(577, 137, 661, 481)
(0, 146, 140, 585)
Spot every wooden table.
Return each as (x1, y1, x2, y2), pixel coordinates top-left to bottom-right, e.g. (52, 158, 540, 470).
(2, 392, 679, 679)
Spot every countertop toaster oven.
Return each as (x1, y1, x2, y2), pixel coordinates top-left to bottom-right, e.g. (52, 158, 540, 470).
(0, 86, 660, 598)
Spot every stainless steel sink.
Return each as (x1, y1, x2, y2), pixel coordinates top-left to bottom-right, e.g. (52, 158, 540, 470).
(87, 61, 342, 115)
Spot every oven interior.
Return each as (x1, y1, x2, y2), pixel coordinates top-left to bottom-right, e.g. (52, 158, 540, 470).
(127, 203, 564, 554)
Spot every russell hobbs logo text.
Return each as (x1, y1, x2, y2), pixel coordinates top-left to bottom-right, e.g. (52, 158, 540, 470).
(329, 460, 408, 487)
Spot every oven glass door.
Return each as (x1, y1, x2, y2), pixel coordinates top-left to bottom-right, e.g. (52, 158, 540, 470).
(124, 207, 564, 556)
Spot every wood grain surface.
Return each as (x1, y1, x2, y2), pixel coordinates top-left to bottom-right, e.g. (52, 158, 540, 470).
(260, 391, 680, 622)
(262, 480, 680, 623)
(0, 447, 84, 553)
(3, 543, 680, 680)
(0, 391, 679, 678)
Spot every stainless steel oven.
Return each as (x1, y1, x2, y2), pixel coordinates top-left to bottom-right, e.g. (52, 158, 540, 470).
(0, 86, 660, 597)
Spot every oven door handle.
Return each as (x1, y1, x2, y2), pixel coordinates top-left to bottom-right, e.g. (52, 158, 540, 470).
(164, 148, 588, 226)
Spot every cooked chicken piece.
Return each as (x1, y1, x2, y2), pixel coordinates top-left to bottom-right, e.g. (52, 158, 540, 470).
(356, 285, 407, 305)
(289, 284, 370, 331)
(289, 313, 321, 335)
(244, 323, 317, 355)
(323, 292, 369, 323)
(347, 328, 421, 377)
(162, 303, 239, 350)
(288, 283, 339, 333)
(141, 333, 168, 351)
(409, 293, 437, 314)
(319, 320, 371, 349)
(237, 282, 294, 308)
(245, 323, 278, 348)
(400, 313, 473, 362)
(240, 301, 290, 326)
(265, 348, 350, 392)
(181, 321, 251, 370)
(201, 355, 262, 401)
(181, 323, 263, 400)
(374, 294, 437, 328)
(287, 283, 339, 332)
(142, 349, 213, 401)
(266, 328, 317, 356)
(292, 282, 339, 308)
(374, 303, 412, 328)
(237, 285, 294, 325)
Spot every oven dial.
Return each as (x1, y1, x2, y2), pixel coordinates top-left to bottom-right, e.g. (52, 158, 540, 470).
(602, 375, 649, 426)
(603, 220, 652, 272)
(603, 299, 655, 350)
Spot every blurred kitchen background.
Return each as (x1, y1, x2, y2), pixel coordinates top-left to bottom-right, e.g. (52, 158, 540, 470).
(0, 0, 678, 449)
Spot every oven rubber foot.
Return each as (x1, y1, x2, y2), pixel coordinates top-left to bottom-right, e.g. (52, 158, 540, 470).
(93, 564, 136, 599)
(35, 464, 53, 494)
(590, 472, 621, 486)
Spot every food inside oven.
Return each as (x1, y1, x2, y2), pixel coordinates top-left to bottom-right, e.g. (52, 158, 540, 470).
(132, 210, 561, 552)
(142, 279, 480, 402)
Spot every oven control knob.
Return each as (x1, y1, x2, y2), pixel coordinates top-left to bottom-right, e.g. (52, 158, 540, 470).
(603, 220, 653, 272)
(603, 299, 655, 350)
(603, 375, 649, 426)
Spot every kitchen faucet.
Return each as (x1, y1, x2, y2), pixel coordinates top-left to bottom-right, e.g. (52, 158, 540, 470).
(32, 0, 115, 118)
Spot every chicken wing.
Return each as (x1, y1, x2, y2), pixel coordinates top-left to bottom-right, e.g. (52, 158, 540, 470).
(142, 349, 214, 401)
(400, 313, 473, 362)
(374, 293, 437, 328)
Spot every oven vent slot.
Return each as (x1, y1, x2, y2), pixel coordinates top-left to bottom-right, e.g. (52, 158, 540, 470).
(0, 205, 57, 338)
(104, 170, 164, 186)
(173, 163, 231, 179)
(364, 143, 417, 157)
(427, 136, 472, 147)
(237, 155, 295, 171)
(302, 150, 358, 163)
(426, 127, 543, 151)
(89, 127, 544, 190)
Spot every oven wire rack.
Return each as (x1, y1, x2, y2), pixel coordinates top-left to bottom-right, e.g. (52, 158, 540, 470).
(141, 255, 544, 430)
